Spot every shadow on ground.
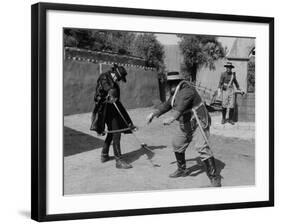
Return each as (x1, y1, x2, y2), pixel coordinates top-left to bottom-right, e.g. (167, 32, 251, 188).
(122, 145, 167, 164)
(64, 126, 104, 157)
(171, 157, 225, 177)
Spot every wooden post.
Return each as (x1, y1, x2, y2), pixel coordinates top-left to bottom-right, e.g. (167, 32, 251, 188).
(99, 63, 103, 74)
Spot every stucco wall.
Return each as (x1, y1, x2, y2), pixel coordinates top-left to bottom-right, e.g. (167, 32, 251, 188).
(63, 60, 160, 115)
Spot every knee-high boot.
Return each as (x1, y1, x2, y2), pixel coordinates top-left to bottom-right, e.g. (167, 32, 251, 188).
(113, 141, 133, 169)
(221, 108, 227, 124)
(228, 108, 235, 125)
(169, 152, 187, 178)
(203, 157, 221, 187)
(101, 134, 112, 163)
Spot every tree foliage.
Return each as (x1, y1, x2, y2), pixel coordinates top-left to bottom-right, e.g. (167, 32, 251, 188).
(63, 29, 165, 70)
(63, 29, 136, 55)
(178, 35, 226, 81)
(131, 33, 165, 71)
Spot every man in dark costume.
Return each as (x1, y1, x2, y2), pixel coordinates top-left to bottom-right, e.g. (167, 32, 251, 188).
(217, 62, 241, 125)
(90, 64, 135, 169)
(147, 74, 221, 187)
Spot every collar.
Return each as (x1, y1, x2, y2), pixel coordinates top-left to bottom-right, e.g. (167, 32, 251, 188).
(110, 72, 118, 82)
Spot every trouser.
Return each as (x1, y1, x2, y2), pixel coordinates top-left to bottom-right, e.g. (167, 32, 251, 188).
(171, 123, 213, 161)
(101, 116, 122, 159)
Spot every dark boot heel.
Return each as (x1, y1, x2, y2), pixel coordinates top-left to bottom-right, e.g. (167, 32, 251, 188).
(169, 152, 187, 178)
(113, 141, 132, 169)
(203, 157, 221, 187)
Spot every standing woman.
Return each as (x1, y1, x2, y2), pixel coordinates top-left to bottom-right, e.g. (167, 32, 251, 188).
(90, 64, 135, 169)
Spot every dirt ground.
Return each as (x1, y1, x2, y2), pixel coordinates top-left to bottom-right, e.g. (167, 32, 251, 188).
(63, 107, 255, 195)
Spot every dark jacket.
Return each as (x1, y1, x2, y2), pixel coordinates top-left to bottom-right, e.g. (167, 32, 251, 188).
(90, 71, 133, 134)
(155, 82, 210, 131)
(218, 71, 240, 90)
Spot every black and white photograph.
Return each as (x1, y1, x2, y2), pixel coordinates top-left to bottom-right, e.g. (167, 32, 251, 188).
(63, 28, 256, 195)
(0, 0, 279, 223)
(30, 2, 274, 221)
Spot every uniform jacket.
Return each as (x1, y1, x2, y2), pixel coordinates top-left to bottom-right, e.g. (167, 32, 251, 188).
(154, 82, 210, 132)
(218, 71, 240, 90)
(90, 71, 133, 134)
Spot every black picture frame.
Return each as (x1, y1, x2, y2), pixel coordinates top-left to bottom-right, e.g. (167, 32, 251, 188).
(31, 2, 274, 222)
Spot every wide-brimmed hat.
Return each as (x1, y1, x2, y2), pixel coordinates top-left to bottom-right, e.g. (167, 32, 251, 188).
(113, 64, 127, 82)
(166, 71, 184, 81)
(224, 62, 235, 68)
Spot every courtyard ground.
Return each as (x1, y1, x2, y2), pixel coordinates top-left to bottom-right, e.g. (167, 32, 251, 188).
(63, 107, 255, 195)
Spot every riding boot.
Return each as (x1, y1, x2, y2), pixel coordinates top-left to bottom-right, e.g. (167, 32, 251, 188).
(203, 157, 221, 187)
(221, 108, 227, 124)
(169, 152, 187, 178)
(228, 108, 235, 125)
(101, 134, 112, 163)
(101, 143, 110, 163)
(113, 142, 133, 169)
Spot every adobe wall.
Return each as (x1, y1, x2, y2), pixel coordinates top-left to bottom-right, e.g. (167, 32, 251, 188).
(63, 60, 160, 115)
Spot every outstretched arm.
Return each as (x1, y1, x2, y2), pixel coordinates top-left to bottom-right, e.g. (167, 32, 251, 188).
(147, 97, 172, 124)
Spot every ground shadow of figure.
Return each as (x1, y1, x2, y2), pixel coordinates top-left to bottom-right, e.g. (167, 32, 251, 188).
(122, 145, 167, 164)
(171, 157, 225, 178)
(64, 126, 104, 157)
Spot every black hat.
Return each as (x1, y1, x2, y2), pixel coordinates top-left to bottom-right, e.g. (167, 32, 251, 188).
(224, 62, 235, 68)
(113, 64, 127, 82)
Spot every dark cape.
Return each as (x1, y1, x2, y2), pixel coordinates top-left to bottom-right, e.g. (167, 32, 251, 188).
(90, 71, 133, 135)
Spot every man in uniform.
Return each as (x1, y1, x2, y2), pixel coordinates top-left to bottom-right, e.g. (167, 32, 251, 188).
(146, 74, 221, 187)
(217, 62, 241, 125)
(90, 64, 135, 169)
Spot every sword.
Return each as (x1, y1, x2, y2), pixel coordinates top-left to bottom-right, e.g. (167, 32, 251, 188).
(192, 108, 210, 147)
(112, 102, 161, 167)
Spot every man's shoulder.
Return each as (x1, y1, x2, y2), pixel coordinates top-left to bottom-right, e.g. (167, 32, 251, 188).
(178, 84, 195, 97)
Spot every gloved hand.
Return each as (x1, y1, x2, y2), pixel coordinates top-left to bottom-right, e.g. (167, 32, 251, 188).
(106, 94, 117, 103)
(107, 88, 118, 103)
(146, 112, 155, 124)
(129, 123, 138, 132)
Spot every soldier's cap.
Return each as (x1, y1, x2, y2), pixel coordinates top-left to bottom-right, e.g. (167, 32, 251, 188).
(113, 64, 127, 82)
(166, 71, 184, 81)
(224, 62, 235, 68)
